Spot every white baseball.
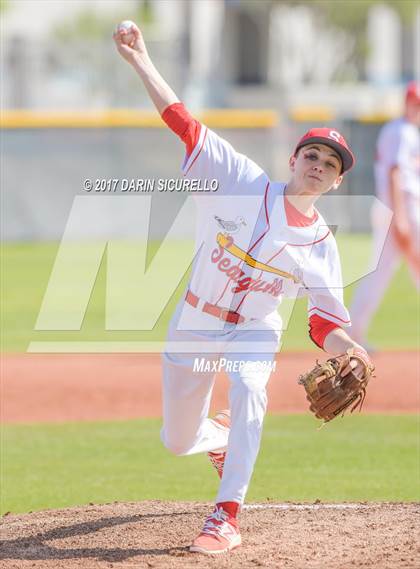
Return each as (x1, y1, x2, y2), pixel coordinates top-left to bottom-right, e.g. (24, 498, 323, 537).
(117, 20, 136, 45)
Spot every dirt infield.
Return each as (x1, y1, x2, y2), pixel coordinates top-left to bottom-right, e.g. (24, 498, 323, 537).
(1, 501, 419, 568)
(2, 351, 418, 423)
(2, 353, 419, 567)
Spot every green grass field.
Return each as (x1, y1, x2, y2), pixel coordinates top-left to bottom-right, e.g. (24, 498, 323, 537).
(1, 237, 418, 516)
(1, 235, 418, 352)
(1, 415, 418, 515)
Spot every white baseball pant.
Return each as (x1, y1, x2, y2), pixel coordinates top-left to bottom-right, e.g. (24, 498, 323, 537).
(160, 300, 281, 505)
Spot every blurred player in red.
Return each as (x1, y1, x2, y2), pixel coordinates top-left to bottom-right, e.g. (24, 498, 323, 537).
(350, 82, 420, 347)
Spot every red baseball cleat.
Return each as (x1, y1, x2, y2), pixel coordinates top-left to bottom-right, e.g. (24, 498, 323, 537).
(207, 409, 231, 479)
(190, 504, 241, 554)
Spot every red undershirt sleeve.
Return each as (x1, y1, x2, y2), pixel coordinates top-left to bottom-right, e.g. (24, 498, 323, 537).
(161, 102, 202, 159)
(309, 313, 340, 350)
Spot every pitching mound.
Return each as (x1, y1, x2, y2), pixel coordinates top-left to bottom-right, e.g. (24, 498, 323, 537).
(1, 501, 418, 568)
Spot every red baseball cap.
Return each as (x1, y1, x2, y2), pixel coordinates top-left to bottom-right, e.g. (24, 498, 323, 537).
(294, 127, 355, 173)
(405, 81, 420, 104)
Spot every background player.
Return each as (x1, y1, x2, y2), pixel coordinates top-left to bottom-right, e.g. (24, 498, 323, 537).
(113, 21, 373, 555)
(350, 82, 420, 347)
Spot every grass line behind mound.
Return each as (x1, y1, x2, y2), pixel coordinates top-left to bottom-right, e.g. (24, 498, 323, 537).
(2, 415, 417, 515)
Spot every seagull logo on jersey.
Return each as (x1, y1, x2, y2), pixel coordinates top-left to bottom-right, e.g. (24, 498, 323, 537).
(214, 215, 247, 234)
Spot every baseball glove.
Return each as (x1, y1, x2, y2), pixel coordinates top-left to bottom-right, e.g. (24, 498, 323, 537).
(298, 348, 375, 423)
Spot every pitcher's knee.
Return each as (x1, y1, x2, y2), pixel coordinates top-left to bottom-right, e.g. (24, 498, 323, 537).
(160, 429, 194, 456)
(164, 441, 192, 456)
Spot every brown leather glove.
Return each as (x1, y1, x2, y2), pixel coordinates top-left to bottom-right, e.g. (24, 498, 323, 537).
(298, 348, 375, 423)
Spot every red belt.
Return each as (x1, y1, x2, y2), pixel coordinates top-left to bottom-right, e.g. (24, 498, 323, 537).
(185, 290, 245, 325)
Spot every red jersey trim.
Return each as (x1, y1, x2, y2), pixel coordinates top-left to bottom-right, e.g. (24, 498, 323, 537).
(184, 126, 208, 177)
(232, 189, 329, 312)
(287, 230, 331, 248)
(247, 181, 271, 254)
(308, 306, 351, 324)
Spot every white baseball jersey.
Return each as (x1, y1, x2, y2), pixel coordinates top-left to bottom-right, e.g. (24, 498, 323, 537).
(375, 118, 420, 202)
(181, 126, 350, 328)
